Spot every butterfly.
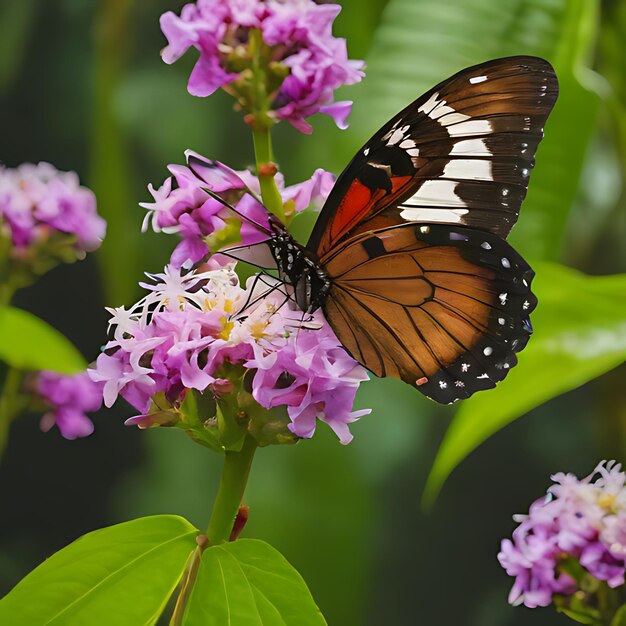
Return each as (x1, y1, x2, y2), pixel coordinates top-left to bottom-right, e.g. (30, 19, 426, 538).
(194, 55, 558, 404)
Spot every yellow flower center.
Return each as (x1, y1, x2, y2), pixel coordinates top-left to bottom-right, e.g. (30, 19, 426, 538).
(598, 493, 617, 511)
(219, 316, 234, 341)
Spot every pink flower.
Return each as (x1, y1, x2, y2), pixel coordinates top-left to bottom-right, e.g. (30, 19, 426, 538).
(0, 163, 106, 253)
(498, 461, 626, 609)
(36, 371, 104, 440)
(90, 264, 369, 444)
(141, 150, 334, 268)
(159, 0, 364, 132)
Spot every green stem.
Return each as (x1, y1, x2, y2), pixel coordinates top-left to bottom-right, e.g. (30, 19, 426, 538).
(169, 544, 204, 626)
(91, 0, 139, 305)
(248, 28, 285, 222)
(206, 434, 257, 544)
(252, 125, 285, 221)
(169, 435, 257, 624)
(0, 367, 23, 461)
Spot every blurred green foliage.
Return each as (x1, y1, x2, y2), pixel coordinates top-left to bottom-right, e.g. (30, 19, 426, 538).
(1, 1, 625, 625)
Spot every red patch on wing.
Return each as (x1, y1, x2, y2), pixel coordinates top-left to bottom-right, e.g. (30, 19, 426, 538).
(330, 180, 371, 243)
(329, 175, 414, 246)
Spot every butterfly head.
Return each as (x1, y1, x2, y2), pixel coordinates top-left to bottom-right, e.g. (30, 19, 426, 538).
(268, 219, 330, 314)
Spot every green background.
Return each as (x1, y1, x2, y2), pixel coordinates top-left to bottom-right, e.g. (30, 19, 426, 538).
(1, 0, 625, 624)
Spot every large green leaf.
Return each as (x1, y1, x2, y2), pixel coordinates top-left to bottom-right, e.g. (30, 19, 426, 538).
(321, 0, 601, 262)
(424, 263, 626, 503)
(184, 539, 326, 626)
(611, 605, 626, 626)
(0, 306, 86, 374)
(0, 515, 198, 626)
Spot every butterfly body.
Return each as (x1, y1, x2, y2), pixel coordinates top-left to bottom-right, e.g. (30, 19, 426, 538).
(267, 217, 330, 313)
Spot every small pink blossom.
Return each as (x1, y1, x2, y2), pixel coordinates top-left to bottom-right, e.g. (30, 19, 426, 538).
(37, 371, 104, 440)
(498, 461, 626, 609)
(159, 0, 364, 132)
(0, 162, 106, 253)
(141, 150, 334, 268)
(90, 264, 369, 443)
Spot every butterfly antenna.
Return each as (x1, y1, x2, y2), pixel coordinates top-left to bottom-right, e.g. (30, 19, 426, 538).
(202, 187, 272, 235)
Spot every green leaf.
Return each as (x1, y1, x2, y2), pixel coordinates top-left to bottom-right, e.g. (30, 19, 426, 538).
(0, 515, 198, 626)
(612, 604, 626, 626)
(0, 306, 86, 374)
(184, 539, 326, 626)
(424, 263, 626, 503)
(323, 0, 600, 262)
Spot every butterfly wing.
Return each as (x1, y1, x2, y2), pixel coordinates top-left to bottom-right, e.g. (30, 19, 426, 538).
(322, 223, 536, 403)
(308, 56, 558, 261)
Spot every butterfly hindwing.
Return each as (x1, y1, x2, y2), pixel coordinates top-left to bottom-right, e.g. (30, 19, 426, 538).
(322, 223, 536, 403)
(308, 56, 558, 261)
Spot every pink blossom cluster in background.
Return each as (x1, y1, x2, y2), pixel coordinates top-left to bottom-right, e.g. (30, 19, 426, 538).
(89, 264, 370, 444)
(37, 371, 104, 440)
(160, 0, 365, 132)
(498, 461, 626, 608)
(141, 150, 334, 268)
(0, 162, 106, 254)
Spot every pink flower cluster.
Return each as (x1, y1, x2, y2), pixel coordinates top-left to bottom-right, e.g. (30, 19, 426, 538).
(141, 150, 334, 268)
(0, 162, 106, 253)
(160, 0, 365, 133)
(37, 371, 104, 440)
(89, 264, 369, 444)
(499, 461, 626, 608)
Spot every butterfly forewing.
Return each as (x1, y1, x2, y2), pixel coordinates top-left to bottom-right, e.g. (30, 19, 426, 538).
(308, 56, 558, 261)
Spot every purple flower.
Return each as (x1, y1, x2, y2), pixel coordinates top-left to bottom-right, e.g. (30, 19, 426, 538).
(498, 461, 626, 609)
(141, 150, 335, 268)
(37, 371, 104, 440)
(159, 0, 364, 132)
(90, 264, 370, 444)
(0, 162, 106, 254)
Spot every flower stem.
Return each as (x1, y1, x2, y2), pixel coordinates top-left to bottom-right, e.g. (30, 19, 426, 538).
(0, 367, 23, 462)
(169, 434, 257, 624)
(206, 434, 257, 544)
(252, 125, 286, 222)
(248, 28, 285, 222)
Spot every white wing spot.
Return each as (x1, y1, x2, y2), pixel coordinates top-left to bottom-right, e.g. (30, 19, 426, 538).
(403, 180, 467, 208)
(419, 225, 430, 234)
(469, 75, 488, 84)
(483, 346, 493, 356)
(501, 257, 511, 269)
(461, 363, 470, 372)
(481, 241, 492, 250)
(498, 317, 505, 326)
(386, 128, 405, 145)
(450, 138, 491, 156)
(439, 380, 448, 389)
(363, 147, 370, 156)
(499, 292, 508, 305)
(447, 119, 493, 137)
(401, 207, 468, 223)
(523, 300, 530, 310)
(455, 380, 465, 387)
(442, 159, 492, 181)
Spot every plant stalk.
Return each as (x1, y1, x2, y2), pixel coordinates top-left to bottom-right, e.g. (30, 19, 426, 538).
(0, 367, 23, 461)
(248, 28, 285, 222)
(169, 434, 257, 624)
